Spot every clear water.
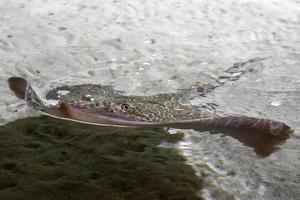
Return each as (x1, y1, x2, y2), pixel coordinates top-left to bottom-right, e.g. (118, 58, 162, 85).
(1, 0, 300, 199)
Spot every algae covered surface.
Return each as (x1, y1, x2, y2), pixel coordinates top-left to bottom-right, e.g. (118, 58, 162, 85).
(0, 116, 202, 200)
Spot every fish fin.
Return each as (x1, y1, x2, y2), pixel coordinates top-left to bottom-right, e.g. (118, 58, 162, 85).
(8, 76, 46, 109)
(8, 77, 27, 99)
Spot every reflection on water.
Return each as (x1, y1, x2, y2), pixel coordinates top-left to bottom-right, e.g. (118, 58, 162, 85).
(0, 116, 202, 200)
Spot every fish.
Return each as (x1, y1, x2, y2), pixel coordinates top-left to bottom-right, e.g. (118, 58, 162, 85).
(8, 77, 293, 157)
(8, 77, 292, 136)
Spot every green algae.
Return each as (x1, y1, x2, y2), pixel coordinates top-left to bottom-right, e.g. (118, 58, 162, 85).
(0, 116, 202, 200)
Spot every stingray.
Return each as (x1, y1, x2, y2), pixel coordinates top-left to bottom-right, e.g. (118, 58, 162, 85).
(8, 77, 293, 156)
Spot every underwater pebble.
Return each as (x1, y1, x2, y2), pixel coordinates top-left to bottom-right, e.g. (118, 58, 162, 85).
(88, 70, 96, 76)
(270, 100, 282, 107)
(144, 39, 155, 44)
(142, 62, 151, 66)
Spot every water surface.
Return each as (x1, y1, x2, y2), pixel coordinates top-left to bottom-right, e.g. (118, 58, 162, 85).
(1, 0, 300, 199)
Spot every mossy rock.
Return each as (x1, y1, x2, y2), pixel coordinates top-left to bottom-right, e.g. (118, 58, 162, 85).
(0, 116, 202, 200)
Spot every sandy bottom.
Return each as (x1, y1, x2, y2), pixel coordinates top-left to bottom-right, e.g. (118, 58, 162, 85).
(0, 116, 202, 200)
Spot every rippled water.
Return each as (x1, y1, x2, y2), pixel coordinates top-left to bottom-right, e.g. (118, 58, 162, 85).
(1, 0, 300, 199)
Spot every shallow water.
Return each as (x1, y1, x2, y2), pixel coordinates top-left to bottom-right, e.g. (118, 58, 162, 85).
(1, 0, 300, 199)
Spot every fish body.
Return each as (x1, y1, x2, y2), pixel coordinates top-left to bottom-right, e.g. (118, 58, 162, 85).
(8, 77, 292, 135)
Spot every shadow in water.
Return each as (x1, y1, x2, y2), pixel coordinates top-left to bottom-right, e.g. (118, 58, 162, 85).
(193, 127, 290, 157)
(0, 116, 202, 200)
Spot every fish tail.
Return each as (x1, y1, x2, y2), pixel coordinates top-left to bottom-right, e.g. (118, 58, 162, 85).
(8, 77, 46, 110)
(8, 77, 27, 99)
(202, 116, 292, 135)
